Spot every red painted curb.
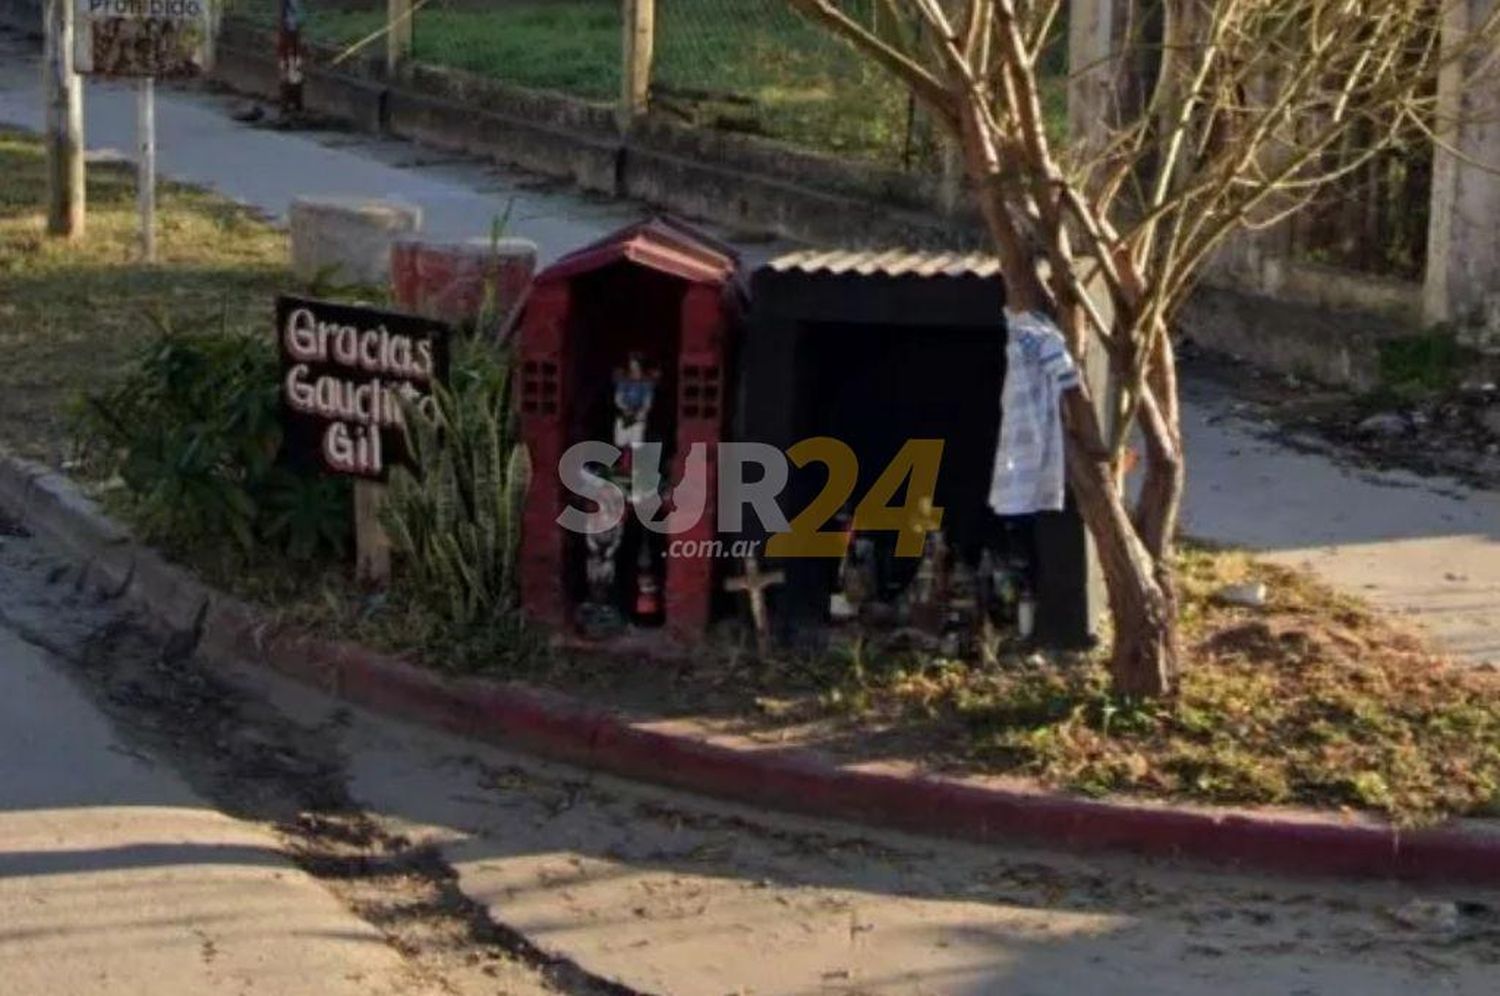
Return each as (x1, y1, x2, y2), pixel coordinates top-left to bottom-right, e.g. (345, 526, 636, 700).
(4, 448, 1494, 887)
(215, 613, 1500, 886)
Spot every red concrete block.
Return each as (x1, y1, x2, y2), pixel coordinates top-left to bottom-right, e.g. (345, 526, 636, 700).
(390, 236, 538, 333)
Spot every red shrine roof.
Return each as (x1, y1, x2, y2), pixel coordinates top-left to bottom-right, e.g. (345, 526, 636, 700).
(536, 216, 740, 287)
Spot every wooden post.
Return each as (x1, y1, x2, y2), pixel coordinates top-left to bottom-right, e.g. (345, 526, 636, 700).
(136, 77, 156, 263)
(387, 0, 413, 80)
(618, 0, 654, 131)
(354, 480, 391, 586)
(44, 0, 85, 238)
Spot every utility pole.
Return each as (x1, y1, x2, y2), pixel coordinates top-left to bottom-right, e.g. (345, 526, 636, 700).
(43, 0, 84, 238)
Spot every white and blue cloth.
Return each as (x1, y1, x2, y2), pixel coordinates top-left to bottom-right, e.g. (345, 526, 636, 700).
(988, 310, 1080, 516)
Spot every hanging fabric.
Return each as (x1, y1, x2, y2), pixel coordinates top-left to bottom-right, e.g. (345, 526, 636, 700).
(988, 311, 1080, 516)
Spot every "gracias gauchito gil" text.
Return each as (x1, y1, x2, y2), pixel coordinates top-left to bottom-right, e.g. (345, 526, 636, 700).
(281, 307, 438, 476)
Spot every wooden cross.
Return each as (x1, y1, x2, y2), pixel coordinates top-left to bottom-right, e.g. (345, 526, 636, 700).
(724, 555, 785, 657)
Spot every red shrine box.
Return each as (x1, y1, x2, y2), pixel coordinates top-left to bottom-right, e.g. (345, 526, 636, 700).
(514, 218, 742, 642)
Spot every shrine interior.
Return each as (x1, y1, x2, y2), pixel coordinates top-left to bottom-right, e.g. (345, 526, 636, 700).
(562, 261, 687, 621)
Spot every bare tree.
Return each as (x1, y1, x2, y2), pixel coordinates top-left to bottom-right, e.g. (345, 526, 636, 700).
(784, 0, 1500, 696)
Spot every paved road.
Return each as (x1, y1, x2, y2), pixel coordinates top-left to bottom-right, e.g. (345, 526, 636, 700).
(1, 519, 1497, 995)
(3, 27, 1495, 666)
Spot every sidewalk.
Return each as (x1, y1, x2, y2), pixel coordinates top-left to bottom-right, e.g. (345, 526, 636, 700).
(1, 27, 1496, 667)
(0, 625, 443, 995)
(0, 28, 783, 269)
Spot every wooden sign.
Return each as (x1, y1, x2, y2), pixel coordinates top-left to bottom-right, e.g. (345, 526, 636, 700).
(278, 296, 451, 481)
(74, 0, 213, 78)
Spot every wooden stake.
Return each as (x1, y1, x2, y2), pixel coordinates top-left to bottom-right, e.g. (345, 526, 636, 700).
(354, 479, 392, 586)
(44, 0, 84, 238)
(724, 555, 784, 657)
(137, 77, 156, 263)
(618, 0, 655, 131)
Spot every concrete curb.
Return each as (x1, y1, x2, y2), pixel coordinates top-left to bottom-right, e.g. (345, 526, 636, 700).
(4, 453, 1500, 885)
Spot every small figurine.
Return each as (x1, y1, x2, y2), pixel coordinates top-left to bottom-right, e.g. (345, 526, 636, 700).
(612, 352, 659, 463)
(578, 472, 627, 638)
(941, 561, 981, 658)
(633, 541, 663, 624)
(828, 509, 860, 624)
(907, 526, 950, 635)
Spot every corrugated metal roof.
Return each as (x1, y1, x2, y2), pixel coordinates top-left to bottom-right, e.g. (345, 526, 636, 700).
(767, 248, 1002, 280)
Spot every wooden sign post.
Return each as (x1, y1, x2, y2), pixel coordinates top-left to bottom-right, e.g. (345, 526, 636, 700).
(136, 75, 155, 261)
(276, 296, 451, 588)
(353, 479, 391, 585)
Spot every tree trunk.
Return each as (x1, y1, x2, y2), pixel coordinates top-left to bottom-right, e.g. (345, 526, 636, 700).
(961, 117, 1179, 699)
(1062, 394, 1177, 698)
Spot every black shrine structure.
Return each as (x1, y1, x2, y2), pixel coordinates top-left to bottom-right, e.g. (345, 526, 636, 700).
(740, 249, 1100, 650)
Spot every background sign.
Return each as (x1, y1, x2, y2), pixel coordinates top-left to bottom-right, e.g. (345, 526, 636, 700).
(277, 296, 451, 481)
(74, 0, 213, 77)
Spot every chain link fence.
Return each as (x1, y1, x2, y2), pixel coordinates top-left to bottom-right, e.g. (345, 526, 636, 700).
(651, 0, 938, 168)
(227, 0, 623, 100)
(225, 0, 935, 166)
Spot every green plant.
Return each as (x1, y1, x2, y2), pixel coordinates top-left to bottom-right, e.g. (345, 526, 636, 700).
(261, 467, 353, 561)
(382, 338, 531, 631)
(74, 313, 351, 562)
(1378, 329, 1466, 396)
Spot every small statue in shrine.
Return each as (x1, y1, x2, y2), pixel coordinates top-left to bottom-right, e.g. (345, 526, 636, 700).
(828, 508, 865, 624)
(612, 352, 659, 468)
(577, 472, 627, 639)
(841, 535, 879, 622)
(942, 561, 981, 658)
(633, 541, 663, 625)
(907, 524, 950, 636)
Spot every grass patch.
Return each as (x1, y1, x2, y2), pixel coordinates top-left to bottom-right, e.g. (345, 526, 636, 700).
(0, 130, 285, 463)
(234, 0, 1066, 165)
(783, 545, 1500, 826)
(1377, 329, 1466, 398)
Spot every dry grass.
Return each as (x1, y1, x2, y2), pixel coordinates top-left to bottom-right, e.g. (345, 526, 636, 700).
(789, 545, 1500, 826)
(0, 130, 286, 464)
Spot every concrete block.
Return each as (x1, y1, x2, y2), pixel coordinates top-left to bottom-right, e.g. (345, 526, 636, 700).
(390, 236, 537, 332)
(290, 196, 421, 289)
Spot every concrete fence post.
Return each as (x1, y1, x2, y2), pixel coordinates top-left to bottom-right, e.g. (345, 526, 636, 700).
(1424, 0, 1500, 353)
